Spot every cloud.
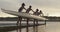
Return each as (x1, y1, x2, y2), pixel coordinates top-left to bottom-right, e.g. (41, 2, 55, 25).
(0, 0, 19, 10)
(0, 0, 60, 17)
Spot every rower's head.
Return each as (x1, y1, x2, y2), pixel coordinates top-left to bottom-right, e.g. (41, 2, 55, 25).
(36, 9, 39, 12)
(39, 10, 42, 12)
(39, 10, 43, 14)
(22, 3, 25, 6)
(29, 5, 32, 8)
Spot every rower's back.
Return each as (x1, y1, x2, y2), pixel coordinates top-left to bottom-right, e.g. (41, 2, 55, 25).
(33, 9, 39, 16)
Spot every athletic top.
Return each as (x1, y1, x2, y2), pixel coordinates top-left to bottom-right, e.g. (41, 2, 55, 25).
(18, 6, 25, 12)
(26, 8, 32, 13)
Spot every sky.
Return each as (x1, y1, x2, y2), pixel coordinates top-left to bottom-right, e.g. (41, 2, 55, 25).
(0, 0, 60, 17)
(0, 0, 60, 32)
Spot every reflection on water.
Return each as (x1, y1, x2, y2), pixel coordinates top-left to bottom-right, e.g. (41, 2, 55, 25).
(0, 21, 60, 32)
(9, 25, 45, 32)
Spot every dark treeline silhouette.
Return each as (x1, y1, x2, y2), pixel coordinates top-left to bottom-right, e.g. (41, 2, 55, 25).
(0, 17, 60, 21)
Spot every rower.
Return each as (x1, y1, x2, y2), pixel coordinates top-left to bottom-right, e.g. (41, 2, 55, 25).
(25, 5, 34, 32)
(33, 9, 39, 32)
(17, 3, 26, 32)
(38, 10, 44, 16)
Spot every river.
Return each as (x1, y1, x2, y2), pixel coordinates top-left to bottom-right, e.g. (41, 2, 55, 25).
(0, 21, 60, 32)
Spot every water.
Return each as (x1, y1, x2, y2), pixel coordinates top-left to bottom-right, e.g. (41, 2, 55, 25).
(0, 21, 60, 32)
(46, 21, 60, 32)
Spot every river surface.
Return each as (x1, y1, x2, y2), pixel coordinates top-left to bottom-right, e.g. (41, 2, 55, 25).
(0, 21, 60, 32)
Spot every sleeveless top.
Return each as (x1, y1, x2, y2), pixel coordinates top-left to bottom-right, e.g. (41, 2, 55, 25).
(26, 8, 32, 13)
(18, 6, 24, 12)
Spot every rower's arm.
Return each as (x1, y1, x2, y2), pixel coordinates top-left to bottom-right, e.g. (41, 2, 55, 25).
(24, 8, 26, 10)
(31, 9, 35, 12)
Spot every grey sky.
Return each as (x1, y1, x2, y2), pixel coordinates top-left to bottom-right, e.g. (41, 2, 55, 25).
(0, 0, 60, 17)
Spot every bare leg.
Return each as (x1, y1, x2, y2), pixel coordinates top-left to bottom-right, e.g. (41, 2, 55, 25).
(19, 17, 22, 32)
(17, 17, 22, 32)
(26, 18, 29, 32)
(17, 17, 20, 32)
(36, 20, 38, 32)
(45, 20, 46, 28)
(33, 19, 36, 32)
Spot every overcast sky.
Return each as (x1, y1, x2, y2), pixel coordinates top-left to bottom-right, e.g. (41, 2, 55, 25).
(0, 0, 60, 17)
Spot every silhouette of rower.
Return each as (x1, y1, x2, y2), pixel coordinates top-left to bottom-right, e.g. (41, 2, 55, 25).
(33, 9, 39, 32)
(25, 5, 34, 32)
(38, 10, 44, 16)
(26, 5, 34, 13)
(17, 3, 26, 32)
(17, 3, 26, 25)
(18, 3, 26, 12)
(33, 9, 39, 15)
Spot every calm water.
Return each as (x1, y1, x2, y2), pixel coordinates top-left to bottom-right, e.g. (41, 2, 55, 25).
(0, 21, 60, 32)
